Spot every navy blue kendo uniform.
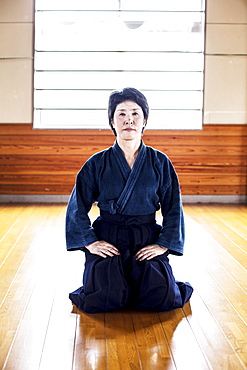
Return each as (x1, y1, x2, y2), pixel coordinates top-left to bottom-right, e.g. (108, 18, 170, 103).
(66, 141, 193, 313)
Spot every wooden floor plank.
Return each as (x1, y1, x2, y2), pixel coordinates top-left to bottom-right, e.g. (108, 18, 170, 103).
(105, 311, 141, 370)
(131, 311, 176, 369)
(184, 267, 247, 369)
(183, 292, 246, 369)
(0, 205, 49, 304)
(158, 306, 211, 370)
(37, 291, 78, 370)
(0, 204, 25, 241)
(33, 206, 79, 370)
(180, 205, 247, 368)
(204, 205, 247, 252)
(186, 211, 247, 289)
(184, 208, 247, 311)
(208, 207, 247, 241)
(0, 205, 35, 254)
(73, 310, 106, 370)
(184, 205, 247, 271)
(2, 276, 60, 370)
(0, 205, 65, 370)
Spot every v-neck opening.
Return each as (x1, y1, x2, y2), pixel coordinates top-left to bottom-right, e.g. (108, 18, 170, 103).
(110, 141, 146, 214)
(113, 140, 144, 174)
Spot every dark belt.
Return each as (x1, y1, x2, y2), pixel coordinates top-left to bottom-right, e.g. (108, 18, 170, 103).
(99, 210, 156, 226)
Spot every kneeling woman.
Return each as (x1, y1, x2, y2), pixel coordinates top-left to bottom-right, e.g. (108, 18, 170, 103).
(66, 87, 193, 313)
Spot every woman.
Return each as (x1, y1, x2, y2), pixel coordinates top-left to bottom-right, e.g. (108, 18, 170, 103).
(66, 87, 193, 313)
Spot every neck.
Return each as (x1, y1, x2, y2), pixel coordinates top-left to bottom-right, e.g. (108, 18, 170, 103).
(117, 138, 141, 168)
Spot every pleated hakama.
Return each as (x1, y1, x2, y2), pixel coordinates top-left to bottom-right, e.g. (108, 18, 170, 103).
(69, 211, 193, 313)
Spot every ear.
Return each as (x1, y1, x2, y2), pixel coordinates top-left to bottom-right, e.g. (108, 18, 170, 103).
(141, 120, 147, 134)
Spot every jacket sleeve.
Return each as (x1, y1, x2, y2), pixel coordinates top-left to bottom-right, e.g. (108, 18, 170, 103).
(156, 159, 185, 256)
(65, 168, 99, 251)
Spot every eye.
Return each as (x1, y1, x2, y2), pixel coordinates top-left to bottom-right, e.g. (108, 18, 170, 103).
(133, 112, 138, 116)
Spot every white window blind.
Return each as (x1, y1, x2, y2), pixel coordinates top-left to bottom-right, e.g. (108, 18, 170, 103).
(34, 0, 205, 130)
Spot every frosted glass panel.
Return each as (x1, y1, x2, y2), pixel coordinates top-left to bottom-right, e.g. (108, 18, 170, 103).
(34, 109, 202, 130)
(35, 11, 204, 52)
(35, 52, 204, 72)
(34, 90, 203, 110)
(35, 71, 203, 90)
(36, 0, 204, 11)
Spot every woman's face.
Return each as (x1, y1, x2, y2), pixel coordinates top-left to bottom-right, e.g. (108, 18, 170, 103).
(111, 100, 146, 141)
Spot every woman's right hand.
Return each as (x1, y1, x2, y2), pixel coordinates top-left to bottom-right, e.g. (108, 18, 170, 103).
(84, 240, 120, 258)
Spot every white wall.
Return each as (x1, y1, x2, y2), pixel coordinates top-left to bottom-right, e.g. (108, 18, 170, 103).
(204, 0, 247, 124)
(0, 0, 34, 123)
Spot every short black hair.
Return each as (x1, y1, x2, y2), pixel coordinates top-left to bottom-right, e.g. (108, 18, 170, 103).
(108, 87, 149, 136)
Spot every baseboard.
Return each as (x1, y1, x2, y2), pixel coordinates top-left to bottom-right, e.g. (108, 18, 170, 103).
(0, 194, 246, 204)
(182, 195, 246, 204)
(0, 194, 70, 203)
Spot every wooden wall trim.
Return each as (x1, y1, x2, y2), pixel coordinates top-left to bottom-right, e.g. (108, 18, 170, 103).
(0, 124, 246, 197)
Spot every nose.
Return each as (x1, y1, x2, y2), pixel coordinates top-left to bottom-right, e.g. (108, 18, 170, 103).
(125, 114, 133, 125)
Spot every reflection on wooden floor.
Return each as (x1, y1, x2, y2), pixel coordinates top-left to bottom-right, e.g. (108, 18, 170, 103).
(0, 203, 246, 369)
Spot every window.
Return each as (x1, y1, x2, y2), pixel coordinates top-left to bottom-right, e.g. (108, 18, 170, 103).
(34, 0, 205, 129)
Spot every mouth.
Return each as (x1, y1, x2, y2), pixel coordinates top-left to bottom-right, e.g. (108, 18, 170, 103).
(123, 128, 135, 131)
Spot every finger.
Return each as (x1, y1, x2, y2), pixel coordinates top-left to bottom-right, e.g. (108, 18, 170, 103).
(145, 249, 167, 260)
(136, 248, 162, 261)
(97, 250, 108, 258)
(99, 246, 120, 257)
(135, 252, 148, 261)
(99, 242, 119, 253)
(106, 245, 120, 254)
(138, 252, 157, 261)
(145, 253, 155, 260)
(135, 248, 149, 259)
(102, 249, 119, 257)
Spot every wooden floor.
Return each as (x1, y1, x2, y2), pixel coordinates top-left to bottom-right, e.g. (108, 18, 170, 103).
(0, 203, 246, 370)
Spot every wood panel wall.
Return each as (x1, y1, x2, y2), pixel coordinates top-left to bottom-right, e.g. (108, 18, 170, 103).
(0, 124, 246, 196)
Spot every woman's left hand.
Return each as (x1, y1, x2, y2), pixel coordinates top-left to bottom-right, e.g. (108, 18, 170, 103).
(135, 244, 168, 261)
